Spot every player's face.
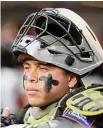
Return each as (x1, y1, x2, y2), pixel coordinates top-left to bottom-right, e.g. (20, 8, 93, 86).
(20, 54, 73, 107)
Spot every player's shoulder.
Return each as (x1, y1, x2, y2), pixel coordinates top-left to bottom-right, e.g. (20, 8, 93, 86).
(62, 84, 103, 128)
(64, 84, 103, 116)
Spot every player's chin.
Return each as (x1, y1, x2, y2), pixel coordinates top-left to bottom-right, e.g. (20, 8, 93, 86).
(28, 97, 46, 107)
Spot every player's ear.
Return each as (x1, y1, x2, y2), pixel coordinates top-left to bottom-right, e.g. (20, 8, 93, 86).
(68, 75, 77, 89)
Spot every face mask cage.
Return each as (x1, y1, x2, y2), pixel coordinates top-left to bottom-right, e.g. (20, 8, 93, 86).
(12, 8, 94, 62)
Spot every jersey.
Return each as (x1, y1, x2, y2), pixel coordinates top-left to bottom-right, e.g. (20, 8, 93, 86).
(2, 84, 103, 128)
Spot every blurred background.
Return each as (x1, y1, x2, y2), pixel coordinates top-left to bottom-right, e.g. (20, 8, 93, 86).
(1, 1, 103, 115)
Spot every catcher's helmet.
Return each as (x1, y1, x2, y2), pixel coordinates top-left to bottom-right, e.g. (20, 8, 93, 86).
(12, 8, 103, 76)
